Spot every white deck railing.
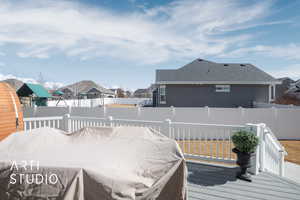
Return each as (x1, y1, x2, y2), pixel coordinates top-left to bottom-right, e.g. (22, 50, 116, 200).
(260, 126, 286, 176)
(23, 115, 286, 176)
(24, 116, 63, 130)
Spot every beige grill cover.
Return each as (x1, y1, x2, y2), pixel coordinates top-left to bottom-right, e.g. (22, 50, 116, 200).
(0, 127, 187, 200)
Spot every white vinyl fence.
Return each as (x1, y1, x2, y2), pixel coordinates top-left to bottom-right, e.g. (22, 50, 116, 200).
(23, 115, 286, 177)
(47, 98, 151, 107)
(253, 101, 300, 109)
(23, 106, 300, 139)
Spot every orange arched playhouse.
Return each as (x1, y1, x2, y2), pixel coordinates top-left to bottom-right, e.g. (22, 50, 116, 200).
(0, 82, 24, 140)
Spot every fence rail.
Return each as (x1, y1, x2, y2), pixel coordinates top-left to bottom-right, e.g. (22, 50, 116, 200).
(23, 106, 300, 140)
(261, 126, 286, 176)
(24, 116, 63, 131)
(23, 115, 286, 177)
(47, 98, 152, 107)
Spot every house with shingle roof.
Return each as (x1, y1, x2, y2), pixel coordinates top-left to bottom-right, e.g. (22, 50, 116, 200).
(154, 59, 281, 107)
(59, 80, 115, 99)
(275, 77, 295, 99)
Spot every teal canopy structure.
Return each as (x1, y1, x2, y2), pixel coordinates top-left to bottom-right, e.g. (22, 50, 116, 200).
(17, 83, 52, 106)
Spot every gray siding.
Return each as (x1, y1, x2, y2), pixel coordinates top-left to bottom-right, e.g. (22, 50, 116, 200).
(158, 84, 269, 108)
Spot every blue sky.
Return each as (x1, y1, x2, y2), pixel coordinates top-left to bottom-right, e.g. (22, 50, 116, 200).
(0, 0, 300, 90)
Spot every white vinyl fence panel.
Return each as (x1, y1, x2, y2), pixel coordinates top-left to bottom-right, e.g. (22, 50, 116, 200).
(47, 98, 151, 107)
(23, 106, 300, 139)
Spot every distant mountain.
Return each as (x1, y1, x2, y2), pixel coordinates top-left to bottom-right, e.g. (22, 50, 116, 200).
(59, 80, 114, 94)
(1, 79, 24, 90)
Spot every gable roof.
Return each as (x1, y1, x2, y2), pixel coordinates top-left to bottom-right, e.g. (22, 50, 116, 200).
(134, 88, 149, 94)
(59, 80, 114, 95)
(156, 59, 280, 84)
(17, 83, 52, 98)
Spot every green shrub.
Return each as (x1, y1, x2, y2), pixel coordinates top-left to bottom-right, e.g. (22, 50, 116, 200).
(232, 130, 259, 153)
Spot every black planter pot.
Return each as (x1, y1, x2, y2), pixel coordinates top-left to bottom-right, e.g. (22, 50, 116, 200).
(232, 148, 255, 182)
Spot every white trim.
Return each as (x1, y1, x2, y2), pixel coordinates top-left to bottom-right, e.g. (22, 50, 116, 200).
(156, 81, 282, 85)
(269, 85, 272, 102)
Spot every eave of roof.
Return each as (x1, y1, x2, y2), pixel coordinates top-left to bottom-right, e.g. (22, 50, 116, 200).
(156, 81, 282, 85)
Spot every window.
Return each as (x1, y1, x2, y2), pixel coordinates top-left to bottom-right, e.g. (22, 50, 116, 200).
(216, 85, 230, 92)
(159, 85, 166, 104)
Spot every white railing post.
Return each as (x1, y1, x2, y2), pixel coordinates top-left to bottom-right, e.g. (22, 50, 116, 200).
(171, 106, 176, 117)
(63, 114, 71, 133)
(33, 105, 37, 117)
(246, 123, 263, 175)
(164, 119, 172, 138)
(205, 106, 210, 118)
(258, 124, 266, 173)
(103, 105, 107, 117)
(279, 149, 285, 177)
(137, 106, 141, 117)
(67, 106, 72, 115)
(107, 116, 113, 127)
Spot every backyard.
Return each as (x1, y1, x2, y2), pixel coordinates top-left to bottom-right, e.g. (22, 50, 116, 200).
(177, 140, 300, 165)
(280, 140, 300, 165)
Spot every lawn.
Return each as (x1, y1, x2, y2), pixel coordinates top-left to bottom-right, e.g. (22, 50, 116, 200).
(279, 140, 300, 165)
(176, 140, 300, 165)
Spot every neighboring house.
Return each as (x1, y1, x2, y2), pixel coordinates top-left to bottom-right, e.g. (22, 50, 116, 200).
(154, 59, 281, 108)
(110, 88, 132, 98)
(60, 88, 75, 99)
(124, 90, 132, 98)
(59, 80, 115, 99)
(85, 87, 102, 99)
(17, 83, 52, 106)
(287, 79, 300, 93)
(134, 88, 152, 98)
(275, 77, 295, 99)
(275, 79, 300, 106)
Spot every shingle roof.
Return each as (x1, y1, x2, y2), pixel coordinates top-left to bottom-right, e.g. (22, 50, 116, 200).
(60, 80, 114, 95)
(17, 83, 52, 98)
(156, 59, 279, 84)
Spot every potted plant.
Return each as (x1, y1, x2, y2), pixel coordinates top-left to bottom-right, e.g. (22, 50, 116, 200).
(232, 130, 259, 182)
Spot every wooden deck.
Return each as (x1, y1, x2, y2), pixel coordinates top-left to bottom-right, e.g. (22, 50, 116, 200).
(187, 162, 300, 200)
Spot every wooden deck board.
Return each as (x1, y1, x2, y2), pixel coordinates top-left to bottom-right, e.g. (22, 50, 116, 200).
(187, 162, 300, 200)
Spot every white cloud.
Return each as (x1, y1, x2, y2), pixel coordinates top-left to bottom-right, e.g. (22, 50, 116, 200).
(0, 0, 283, 64)
(44, 81, 64, 89)
(0, 73, 64, 89)
(267, 64, 300, 80)
(0, 73, 37, 83)
(0, 62, 5, 66)
(220, 44, 300, 60)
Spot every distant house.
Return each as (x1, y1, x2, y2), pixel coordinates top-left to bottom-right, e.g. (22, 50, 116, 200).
(124, 90, 132, 98)
(275, 77, 295, 99)
(60, 88, 74, 99)
(288, 80, 300, 93)
(154, 59, 281, 108)
(275, 80, 300, 106)
(59, 80, 115, 99)
(134, 89, 152, 98)
(17, 83, 52, 106)
(85, 87, 103, 99)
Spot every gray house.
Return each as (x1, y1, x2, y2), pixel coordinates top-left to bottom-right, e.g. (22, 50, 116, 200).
(154, 59, 281, 108)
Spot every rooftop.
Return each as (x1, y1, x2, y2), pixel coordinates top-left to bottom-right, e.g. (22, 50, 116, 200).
(156, 59, 280, 84)
(17, 83, 52, 98)
(187, 162, 300, 200)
